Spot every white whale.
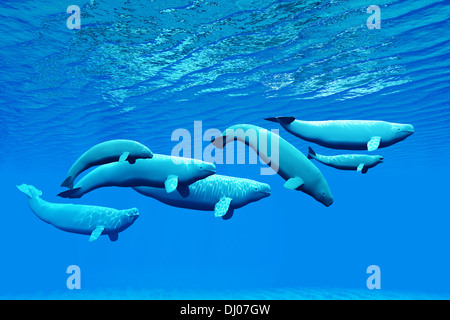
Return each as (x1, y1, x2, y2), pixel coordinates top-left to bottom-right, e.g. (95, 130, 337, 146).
(57, 154, 216, 199)
(133, 175, 271, 220)
(17, 184, 139, 242)
(61, 139, 153, 189)
(211, 124, 333, 207)
(307, 147, 383, 174)
(266, 117, 414, 151)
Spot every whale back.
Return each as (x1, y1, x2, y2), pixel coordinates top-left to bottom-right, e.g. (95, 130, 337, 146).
(34, 199, 139, 236)
(133, 175, 270, 211)
(218, 124, 323, 182)
(214, 124, 333, 206)
(283, 119, 413, 150)
(64, 155, 215, 197)
(62, 139, 153, 189)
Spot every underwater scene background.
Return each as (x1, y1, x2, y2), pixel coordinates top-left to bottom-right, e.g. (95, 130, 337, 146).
(0, 0, 449, 299)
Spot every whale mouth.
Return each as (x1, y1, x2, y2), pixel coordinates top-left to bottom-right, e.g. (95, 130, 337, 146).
(128, 208, 140, 217)
(205, 167, 216, 175)
(401, 126, 415, 135)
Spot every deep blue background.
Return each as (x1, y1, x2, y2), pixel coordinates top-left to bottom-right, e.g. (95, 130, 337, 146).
(0, 0, 449, 298)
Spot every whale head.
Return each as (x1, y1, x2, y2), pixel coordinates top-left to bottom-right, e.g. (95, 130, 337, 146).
(140, 147, 154, 159)
(309, 177, 334, 207)
(122, 207, 140, 225)
(193, 160, 217, 180)
(249, 182, 272, 202)
(392, 123, 414, 143)
(127, 140, 153, 159)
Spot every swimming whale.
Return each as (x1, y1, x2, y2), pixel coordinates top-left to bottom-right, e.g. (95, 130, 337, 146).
(307, 147, 383, 174)
(61, 139, 154, 189)
(211, 124, 333, 207)
(265, 117, 414, 151)
(57, 154, 216, 199)
(133, 175, 271, 220)
(17, 184, 139, 242)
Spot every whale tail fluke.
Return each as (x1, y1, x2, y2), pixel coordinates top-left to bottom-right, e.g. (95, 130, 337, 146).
(264, 116, 296, 124)
(57, 187, 82, 199)
(60, 176, 73, 189)
(307, 147, 316, 160)
(17, 184, 42, 199)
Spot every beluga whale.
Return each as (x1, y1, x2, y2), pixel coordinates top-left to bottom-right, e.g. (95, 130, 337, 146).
(265, 117, 414, 151)
(133, 175, 271, 220)
(17, 184, 139, 242)
(211, 124, 333, 207)
(307, 147, 383, 174)
(61, 139, 154, 189)
(57, 154, 216, 199)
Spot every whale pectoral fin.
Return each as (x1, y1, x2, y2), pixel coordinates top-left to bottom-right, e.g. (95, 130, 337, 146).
(284, 177, 304, 190)
(222, 208, 234, 220)
(214, 197, 232, 218)
(89, 226, 105, 242)
(119, 151, 130, 162)
(165, 175, 178, 193)
(108, 233, 118, 242)
(357, 163, 365, 173)
(367, 136, 381, 151)
(177, 184, 190, 197)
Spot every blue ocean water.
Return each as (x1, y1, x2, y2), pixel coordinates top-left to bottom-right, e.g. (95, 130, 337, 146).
(1, 0, 449, 299)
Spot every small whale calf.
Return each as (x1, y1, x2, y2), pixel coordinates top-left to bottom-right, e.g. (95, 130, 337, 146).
(133, 175, 271, 220)
(307, 147, 383, 174)
(17, 184, 139, 242)
(211, 124, 334, 207)
(61, 139, 154, 189)
(57, 154, 216, 199)
(266, 117, 414, 151)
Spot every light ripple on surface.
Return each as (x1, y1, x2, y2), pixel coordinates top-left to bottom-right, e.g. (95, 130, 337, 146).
(0, 0, 448, 168)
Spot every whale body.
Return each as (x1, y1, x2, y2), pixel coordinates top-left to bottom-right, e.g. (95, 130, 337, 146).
(211, 124, 333, 207)
(58, 154, 216, 199)
(307, 147, 383, 174)
(265, 117, 414, 151)
(61, 139, 154, 189)
(17, 184, 139, 242)
(133, 175, 271, 220)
